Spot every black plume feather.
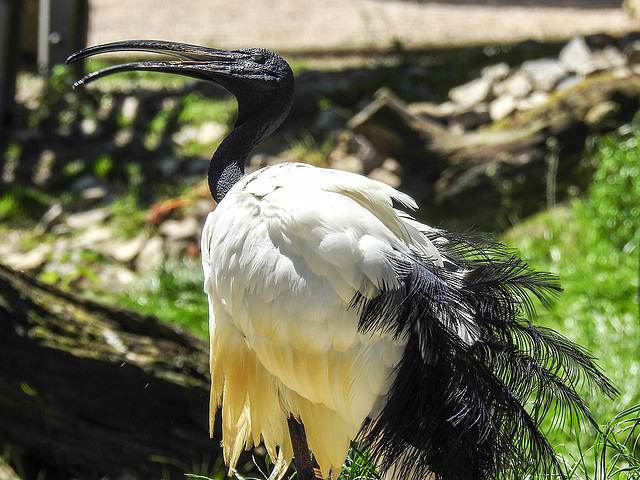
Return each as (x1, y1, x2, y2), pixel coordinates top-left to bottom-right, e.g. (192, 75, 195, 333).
(353, 230, 616, 480)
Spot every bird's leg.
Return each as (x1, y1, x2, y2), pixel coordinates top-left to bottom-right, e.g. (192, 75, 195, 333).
(287, 416, 323, 480)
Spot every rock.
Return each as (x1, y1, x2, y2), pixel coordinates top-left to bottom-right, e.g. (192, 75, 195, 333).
(159, 216, 201, 241)
(4, 244, 52, 271)
(73, 227, 114, 249)
(330, 155, 364, 174)
(587, 45, 628, 73)
(99, 232, 149, 263)
(449, 76, 492, 109)
(66, 208, 111, 230)
(520, 58, 568, 92)
(481, 62, 511, 83)
(98, 264, 138, 291)
(81, 185, 110, 201)
(493, 71, 532, 99)
(0, 456, 21, 480)
(135, 237, 164, 273)
(368, 167, 401, 188)
(559, 36, 593, 74)
(516, 91, 549, 111)
(489, 95, 518, 122)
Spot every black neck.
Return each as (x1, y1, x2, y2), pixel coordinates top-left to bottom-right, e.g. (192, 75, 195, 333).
(208, 119, 262, 202)
(208, 83, 294, 203)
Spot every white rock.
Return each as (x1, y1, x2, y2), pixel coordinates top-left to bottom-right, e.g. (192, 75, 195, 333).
(159, 216, 201, 240)
(559, 37, 592, 74)
(73, 227, 113, 248)
(493, 71, 532, 99)
(66, 208, 110, 230)
(521, 58, 568, 92)
(99, 265, 138, 291)
(489, 95, 517, 122)
(449, 77, 492, 109)
(368, 167, 401, 188)
(135, 237, 164, 273)
(100, 232, 149, 263)
(517, 91, 549, 111)
(330, 155, 364, 174)
(4, 244, 52, 271)
(481, 62, 510, 82)
(587, 45, 628, 73)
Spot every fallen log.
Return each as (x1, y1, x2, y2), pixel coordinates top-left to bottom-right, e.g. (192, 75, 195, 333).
(0, 263, 222, 480)
(349, 73, 640, 231)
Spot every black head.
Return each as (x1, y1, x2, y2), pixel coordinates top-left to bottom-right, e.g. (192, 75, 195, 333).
(66, 40, 294, 128)
(67, 40, 295, 201)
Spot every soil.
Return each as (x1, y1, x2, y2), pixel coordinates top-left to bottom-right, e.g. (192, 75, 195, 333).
(86, 0, 639, 54)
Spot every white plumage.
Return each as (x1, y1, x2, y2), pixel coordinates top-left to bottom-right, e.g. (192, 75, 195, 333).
(203, 162, 441, 477)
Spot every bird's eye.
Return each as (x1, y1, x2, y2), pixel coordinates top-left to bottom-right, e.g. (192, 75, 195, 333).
(251, 53, 265, 63)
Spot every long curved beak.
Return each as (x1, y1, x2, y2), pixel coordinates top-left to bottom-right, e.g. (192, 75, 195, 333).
(66, 40, 239, 88)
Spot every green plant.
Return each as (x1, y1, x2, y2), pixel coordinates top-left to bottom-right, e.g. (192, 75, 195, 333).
(116, 259, 209, 338)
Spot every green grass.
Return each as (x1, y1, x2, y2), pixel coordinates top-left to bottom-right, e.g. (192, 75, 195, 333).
(500, 124, 640, 478)
(116, 259, 209, 338)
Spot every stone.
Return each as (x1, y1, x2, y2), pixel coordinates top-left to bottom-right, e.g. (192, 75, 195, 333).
(516, 91, 549, 111)
(99, 232, 149, 263)
(493, 71, 532, 99)
(489, 95, 518, 122)
(587, 45, 628, 73)
(73, 227, 114, 249)
(135, 237, 164, 273)
(448, 76, 492, 109)
(159, 216, 201, 241)
(559, 36, 593, 74)
(98, 264, 138, 291)
(520, 58, 568, 92)
(481, 62, 510, 83)
(368, 167, 401, 188)
(4, 244, 52, 271)
(66, 208, 111, 230)
(330, 155, 364, 174)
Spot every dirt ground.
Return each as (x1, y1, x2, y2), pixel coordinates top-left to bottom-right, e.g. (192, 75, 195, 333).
(86, 0, 639, 54)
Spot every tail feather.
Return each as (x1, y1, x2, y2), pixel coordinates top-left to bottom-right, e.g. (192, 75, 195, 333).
(354, 231, 616, 480)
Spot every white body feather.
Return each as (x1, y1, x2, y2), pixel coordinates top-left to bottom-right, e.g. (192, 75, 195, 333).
(203, 162, 443, 478)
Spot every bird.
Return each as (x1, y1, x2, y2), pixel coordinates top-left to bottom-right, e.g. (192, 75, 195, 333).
(67, 41, 616, 480)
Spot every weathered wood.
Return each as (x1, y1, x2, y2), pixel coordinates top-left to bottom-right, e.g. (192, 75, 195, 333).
(350, 73, 640, 231)
(0, 263, 221, 479)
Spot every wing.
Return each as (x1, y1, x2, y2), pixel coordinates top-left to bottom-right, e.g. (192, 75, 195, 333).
(202, 162, 441, 477)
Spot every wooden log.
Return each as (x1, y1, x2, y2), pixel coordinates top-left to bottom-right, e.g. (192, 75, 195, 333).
(0, 263, 222, 479)
(349, 73, 640, 231)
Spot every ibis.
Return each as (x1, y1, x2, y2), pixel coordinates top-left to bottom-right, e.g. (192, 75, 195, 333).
(67, 41, 616, 480)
